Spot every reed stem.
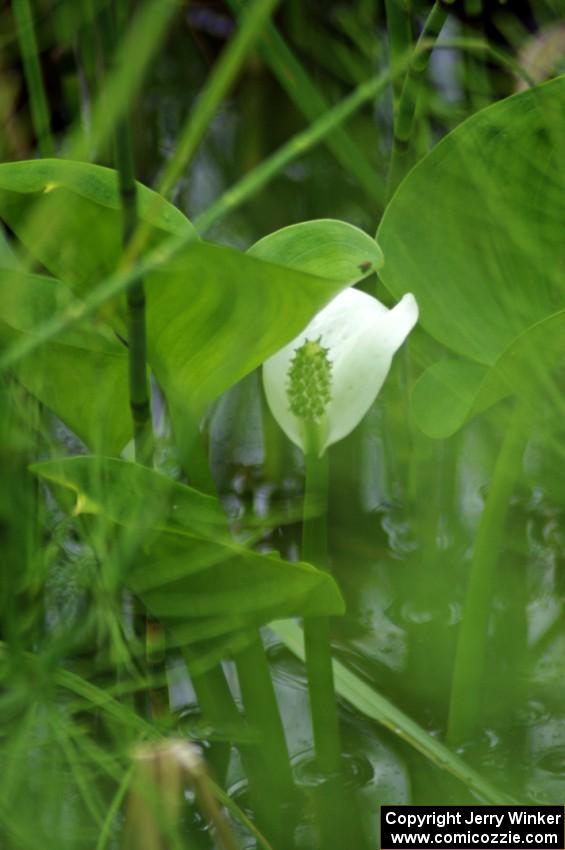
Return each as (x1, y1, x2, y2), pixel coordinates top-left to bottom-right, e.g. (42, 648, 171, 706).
(447, 405, 527, 746)
(190, 651, 291, 839)
(385, 0, 413, 108)
(387, 1, 448, 199)
(235, 636, 296, 841)
(110, 6, 153, 467)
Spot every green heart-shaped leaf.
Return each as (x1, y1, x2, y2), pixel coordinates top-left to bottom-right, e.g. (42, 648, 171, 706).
(378, 77, 565, 435)
(33, 456, 345, 665)
(248, 218, 383, 278)
(0, 159, 194, 298)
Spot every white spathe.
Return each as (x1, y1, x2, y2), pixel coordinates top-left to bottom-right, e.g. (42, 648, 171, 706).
(262, 288, 418, 454)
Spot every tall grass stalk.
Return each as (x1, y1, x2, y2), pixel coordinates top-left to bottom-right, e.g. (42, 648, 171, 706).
(117, 0, 298, 827)
(158, 0, 281, 200)
(447, 405, 528, 746)
(387, 1, 448, 199)
(113, 92, 153, 465)
(122, 0, 282, 268)
(385, 0, 413, 108)
(12, 0, 55, 157)
(235, 638, 296, 840)
(187, 651, 291, 839)
(227, 0, 383, 205)
(69, 0, 180, 162)
(100, 0, 164, 724)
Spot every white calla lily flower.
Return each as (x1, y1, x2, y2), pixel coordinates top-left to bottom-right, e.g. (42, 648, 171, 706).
(263, 288, 418, 454)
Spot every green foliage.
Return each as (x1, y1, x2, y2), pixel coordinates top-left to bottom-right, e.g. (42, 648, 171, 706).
(378, 76, 565, 437)
(4, 2, 565, 846)
(248, 217, 383, 277)
(0, 163, 381, 453)
(0, 269, 131, 452)
(33, 456, 345, 669)
(0, 159, 192, 296)
(272, 621, 514, 805)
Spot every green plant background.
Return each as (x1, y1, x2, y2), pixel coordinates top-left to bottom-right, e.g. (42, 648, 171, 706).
(1, 1, 565, 848)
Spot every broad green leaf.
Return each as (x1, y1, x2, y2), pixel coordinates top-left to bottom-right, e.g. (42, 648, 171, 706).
(248, 218, 383, 279)
(271, 620, 515, 805)
(411, 360, 507, 439)
(412, 311, 565, 438)
(0, 270, 130, 452)
(32, 457, 345, 662)
(31, 455, 227, 537)
(149, 220, 381, 417)
(379, 78, 565, 365)
(0, 227, 22, 269)
(144, 239, 362, 416)
(0, 161, 382, 423)
(0, 159, 194, 297)
(378, 77, 565, 435)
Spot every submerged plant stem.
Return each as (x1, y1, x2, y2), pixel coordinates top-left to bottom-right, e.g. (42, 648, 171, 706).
(302, 440, 345, 846)
(447, 405, 527, 746)
(235, 636, 296, 839)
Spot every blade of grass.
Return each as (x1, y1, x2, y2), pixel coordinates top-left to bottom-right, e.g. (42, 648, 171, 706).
(96, 765, 133, 850)
(67, 0, 181, 162)
(227, 0, 384, 206)
(270, 619, 516, 805)
(48, 709, 108, 828)
(158, 0, 282, 200)
(193, 68, 393, 233)
(235, 635, 296, 844)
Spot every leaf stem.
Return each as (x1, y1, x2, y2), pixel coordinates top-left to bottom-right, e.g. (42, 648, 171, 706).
(190, 652, 291, 838)
(447, 405, 527, 746)
(235, 636, 296, 841)
(271, 620, 515, 805)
